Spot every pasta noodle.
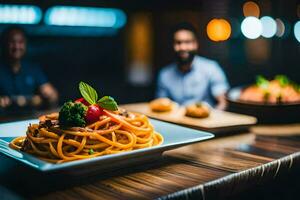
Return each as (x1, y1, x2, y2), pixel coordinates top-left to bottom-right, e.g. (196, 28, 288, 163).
(9, 109, 163, 163)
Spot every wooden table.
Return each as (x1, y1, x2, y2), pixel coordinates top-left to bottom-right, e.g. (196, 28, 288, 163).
(1, 124, 300, 200)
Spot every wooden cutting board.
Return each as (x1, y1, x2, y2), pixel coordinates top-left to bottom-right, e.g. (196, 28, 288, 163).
(121, 102, 257, 134)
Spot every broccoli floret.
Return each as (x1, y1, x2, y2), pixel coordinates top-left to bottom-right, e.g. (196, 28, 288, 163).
(58, 101, 87, 127)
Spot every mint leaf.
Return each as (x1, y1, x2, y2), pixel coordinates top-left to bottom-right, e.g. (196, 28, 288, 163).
(98, 96, 118, 111)
(78, 82, 119, 111)
(79, 82, 98, 105)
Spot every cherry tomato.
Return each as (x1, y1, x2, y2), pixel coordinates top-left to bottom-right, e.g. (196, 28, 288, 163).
(75, 98, 89, 106)
(85, 104, 103, 124)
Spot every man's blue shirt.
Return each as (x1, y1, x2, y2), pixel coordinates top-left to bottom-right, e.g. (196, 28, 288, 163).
(0, 61, 48, 96)
(156, 55, 229, 106)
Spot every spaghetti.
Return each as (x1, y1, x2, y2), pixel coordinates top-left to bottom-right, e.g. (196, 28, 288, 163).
(9, 109, 163, 163)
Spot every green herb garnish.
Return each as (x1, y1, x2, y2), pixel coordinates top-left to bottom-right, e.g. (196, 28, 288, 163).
(195, 102, 203, 107)
(275, 75, 290, 87)
(98, 96, 118, 111)
(79, 82, 98, 105)
(79, 81, 118, 111)
(88, 149, 94, 155)
(256, 75, 269, 89)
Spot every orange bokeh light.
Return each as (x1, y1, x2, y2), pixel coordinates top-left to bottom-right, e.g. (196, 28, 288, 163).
(206, 19, 231, 42)
(243, 1, 260, 18)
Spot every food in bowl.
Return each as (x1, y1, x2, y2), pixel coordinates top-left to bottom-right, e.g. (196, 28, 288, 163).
(239, 75, 300, 104)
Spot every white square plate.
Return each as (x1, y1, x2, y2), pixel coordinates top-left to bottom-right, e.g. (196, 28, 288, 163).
(0, 119, 214, 172)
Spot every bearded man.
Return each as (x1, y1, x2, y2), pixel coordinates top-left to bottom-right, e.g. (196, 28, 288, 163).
(156, 22, 229, 110)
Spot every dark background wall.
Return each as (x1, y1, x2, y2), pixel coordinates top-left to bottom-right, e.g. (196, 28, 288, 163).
(0, 0, 299, 105)
(27, 35, 126, 103)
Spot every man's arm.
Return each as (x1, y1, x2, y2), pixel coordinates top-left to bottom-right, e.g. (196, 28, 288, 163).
(215, 94, 227, 110)
(39, 83, 58, 105)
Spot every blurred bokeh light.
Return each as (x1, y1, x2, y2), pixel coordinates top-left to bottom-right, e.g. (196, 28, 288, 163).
(0, 4, 42, 24)
(260, 16, 277, 38)
(45, 6, 126, 28)
(243, 1, 260, 18)
(241, 16, 262, 39)
(294, 21, 300, 42)
(275, 18, 285, 37)
(206, 19, 231, 42)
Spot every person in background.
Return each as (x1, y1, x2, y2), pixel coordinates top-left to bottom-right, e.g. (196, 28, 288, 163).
(0, 26, 58, 109)
(156, 22, 229, 110)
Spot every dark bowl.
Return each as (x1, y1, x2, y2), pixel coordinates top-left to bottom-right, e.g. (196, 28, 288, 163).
(226, 86, 300, 124)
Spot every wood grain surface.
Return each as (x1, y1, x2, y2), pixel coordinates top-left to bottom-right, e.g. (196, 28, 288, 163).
(0, 126, 298, 200)
(121, 103, 257, 133)
(0, 107, 300, 200)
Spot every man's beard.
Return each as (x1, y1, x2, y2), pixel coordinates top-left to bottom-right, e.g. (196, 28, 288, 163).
(175, 50, 197, 66)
